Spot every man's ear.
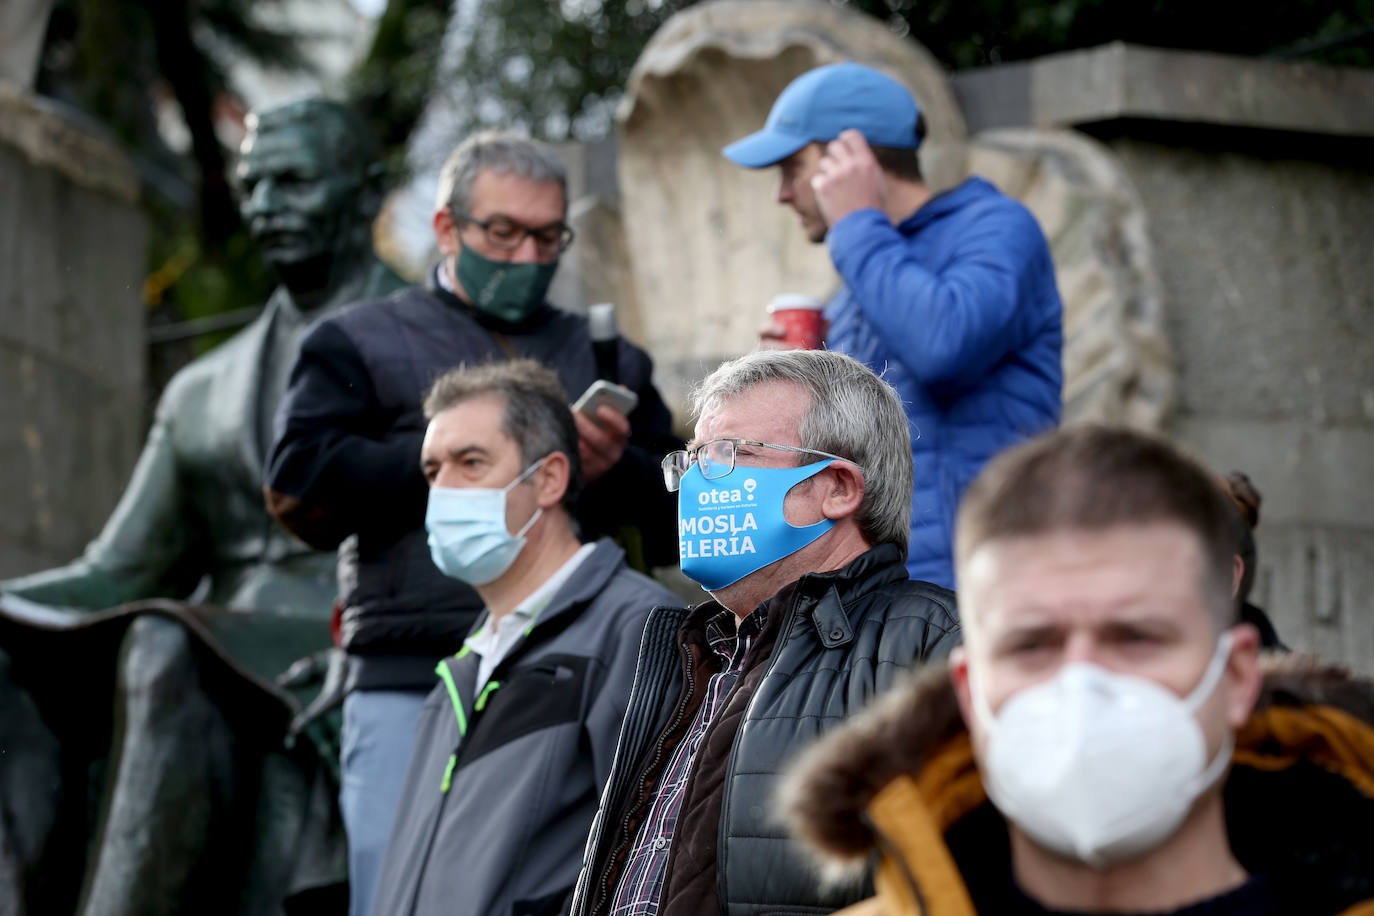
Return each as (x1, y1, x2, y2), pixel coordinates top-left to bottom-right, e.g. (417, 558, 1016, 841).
(820, 461, 865, 521)
(1231, 554, 1244, 599)
(949, 646, 977, 732)
(1224, 622, 1264, 730)
(534, 452, 571, 510)
(433, 207, 460, 258)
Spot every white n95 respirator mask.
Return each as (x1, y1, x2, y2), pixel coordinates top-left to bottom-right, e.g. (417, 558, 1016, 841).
(971, 631, 1236, 869)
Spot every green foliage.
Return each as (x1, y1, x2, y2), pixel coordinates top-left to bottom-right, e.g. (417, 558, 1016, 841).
(434, 0, 700, 142)
(821, 0, 1373, 70)
(419, 0, 1372, 146)
(144, 218, 276, 356)
(38, 0, 305, 334)
(349, 0, 453, 181)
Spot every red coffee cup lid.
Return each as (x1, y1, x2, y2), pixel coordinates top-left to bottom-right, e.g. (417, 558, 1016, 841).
(767, 293, 825, 313)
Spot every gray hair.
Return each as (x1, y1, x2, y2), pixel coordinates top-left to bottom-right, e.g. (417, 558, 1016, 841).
(423, 359, 582, 512)
(435, 130, 568, 216)
(691, 350, 912, 551)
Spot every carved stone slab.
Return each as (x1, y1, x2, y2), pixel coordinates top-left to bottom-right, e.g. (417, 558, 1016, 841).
(966, 128, 1174, 430)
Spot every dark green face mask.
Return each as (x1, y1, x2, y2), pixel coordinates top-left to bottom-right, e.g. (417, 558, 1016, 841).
(455, 246, 558, 324)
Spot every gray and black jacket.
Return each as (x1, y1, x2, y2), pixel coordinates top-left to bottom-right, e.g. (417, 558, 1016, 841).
(369, 538, 677, 916)
(570, 543, 961, 916)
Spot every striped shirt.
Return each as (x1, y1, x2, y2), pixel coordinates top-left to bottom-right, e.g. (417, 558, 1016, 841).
(607, 604, 768, 916)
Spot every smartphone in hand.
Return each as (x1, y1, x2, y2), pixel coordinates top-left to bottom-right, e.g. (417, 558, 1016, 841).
(573, 379, 639, 422)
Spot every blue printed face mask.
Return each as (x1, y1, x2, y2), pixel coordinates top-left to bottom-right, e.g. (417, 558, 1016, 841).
(426, 459, 544, 586)
(677, 459, 836, 591)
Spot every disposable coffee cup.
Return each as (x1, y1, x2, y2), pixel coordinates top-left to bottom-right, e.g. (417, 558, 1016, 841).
(766, 293, 826, 350)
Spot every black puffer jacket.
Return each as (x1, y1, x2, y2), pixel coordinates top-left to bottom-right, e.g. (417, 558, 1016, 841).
(265, 274, 680, 691)
(570, 543, 961, 916)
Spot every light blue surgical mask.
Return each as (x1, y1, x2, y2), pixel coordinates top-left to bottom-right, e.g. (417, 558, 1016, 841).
(426, 459, 544, 585)
(677, 459, 836, 591)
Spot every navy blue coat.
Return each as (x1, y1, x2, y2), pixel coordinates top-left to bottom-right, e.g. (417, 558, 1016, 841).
(265, 275, 680, 690)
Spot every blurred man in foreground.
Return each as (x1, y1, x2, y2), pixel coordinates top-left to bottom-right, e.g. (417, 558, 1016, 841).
(784, 425, 1374, 915)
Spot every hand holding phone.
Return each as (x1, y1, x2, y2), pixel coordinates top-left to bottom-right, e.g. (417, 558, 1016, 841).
(573, 379, 639, 421)
(572, 380, 635, 483)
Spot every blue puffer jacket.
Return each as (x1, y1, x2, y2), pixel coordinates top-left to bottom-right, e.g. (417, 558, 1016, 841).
(825, 177, 1062, 590)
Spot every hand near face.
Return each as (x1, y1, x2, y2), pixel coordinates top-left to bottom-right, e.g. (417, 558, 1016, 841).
(811, 130, 886, 227)
(573, 406, 630, 484)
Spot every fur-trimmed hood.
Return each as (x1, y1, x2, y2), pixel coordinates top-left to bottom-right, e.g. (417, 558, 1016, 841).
(780, 654, 1374, 915)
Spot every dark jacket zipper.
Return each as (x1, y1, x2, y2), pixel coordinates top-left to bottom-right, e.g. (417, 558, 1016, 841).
(587, 626, 697, 916)
(403, 654, 468, 916)
(713, 590, 806, 914)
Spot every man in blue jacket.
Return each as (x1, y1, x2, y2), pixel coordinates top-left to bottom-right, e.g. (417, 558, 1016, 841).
(723, 61, 1063, 590)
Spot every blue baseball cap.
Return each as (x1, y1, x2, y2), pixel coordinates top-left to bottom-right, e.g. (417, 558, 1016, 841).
(722, 61, 922, 169)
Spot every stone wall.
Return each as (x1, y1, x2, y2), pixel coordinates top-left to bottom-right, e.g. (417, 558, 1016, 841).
(1123, 140, 1374, 669)
(953, 45, 1374, 673)
(0, 87, 147, 578)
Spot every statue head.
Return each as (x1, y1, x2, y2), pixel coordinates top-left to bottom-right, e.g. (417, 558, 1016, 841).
(236, 98, 384, 300)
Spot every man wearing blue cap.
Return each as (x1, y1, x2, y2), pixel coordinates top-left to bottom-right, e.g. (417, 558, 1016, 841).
(724, 61, 1063, 593)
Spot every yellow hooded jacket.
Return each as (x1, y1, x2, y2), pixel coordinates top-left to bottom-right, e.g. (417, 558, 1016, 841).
(782, 655, 1374, 916)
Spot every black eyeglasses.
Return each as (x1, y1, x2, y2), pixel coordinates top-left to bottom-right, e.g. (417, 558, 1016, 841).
(458, 213, 575, 255)
(660, 438, 852, 492)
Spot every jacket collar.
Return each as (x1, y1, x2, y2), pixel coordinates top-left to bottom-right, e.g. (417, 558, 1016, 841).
(537, 537, 630, 620)
(677, 542, 910, 650)
(791, 541, 910, 599)
(439, 538, 628, 681)
(897, 176, 996, 235)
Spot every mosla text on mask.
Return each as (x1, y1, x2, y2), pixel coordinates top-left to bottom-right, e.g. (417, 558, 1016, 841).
(676, 460, 834, 591)
(679, 511, 758, 560)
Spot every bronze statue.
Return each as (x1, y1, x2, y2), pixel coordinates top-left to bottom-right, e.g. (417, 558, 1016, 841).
(0, 97, 403, 915)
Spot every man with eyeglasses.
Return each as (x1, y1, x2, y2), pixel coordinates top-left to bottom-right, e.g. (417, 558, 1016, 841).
(264, 130, 679, 916)
(569, 349, 960, 916)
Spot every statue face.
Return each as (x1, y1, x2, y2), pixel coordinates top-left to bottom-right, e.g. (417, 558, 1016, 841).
(236, 123, 362, 274)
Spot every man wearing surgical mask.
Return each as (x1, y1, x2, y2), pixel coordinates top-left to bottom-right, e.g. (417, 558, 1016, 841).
(265, 132, 679, 916)
(570, 349, 960, 916)
(369, 360, 675, 916)
(783, 425, 1374, 915)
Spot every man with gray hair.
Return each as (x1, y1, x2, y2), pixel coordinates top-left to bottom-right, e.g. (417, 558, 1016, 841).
(265, 131, 679, 916)
(570, 348, 960, 916)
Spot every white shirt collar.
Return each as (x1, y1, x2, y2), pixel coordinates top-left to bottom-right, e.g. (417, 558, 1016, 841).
(466, 542, 597, 691)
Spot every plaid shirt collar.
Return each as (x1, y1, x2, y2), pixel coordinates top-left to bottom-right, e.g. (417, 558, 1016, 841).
(703, 602, 769, 666)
